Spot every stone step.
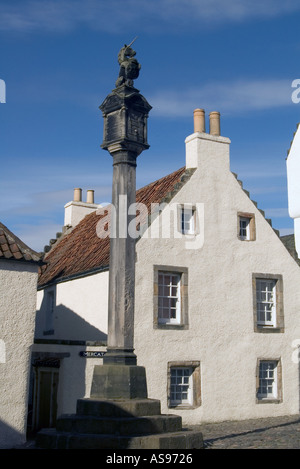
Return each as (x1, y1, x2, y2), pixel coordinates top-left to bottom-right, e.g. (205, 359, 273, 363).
(36, 427, 204, 450)
(77, 398, 161, 418)
(56, 413, 182, 436)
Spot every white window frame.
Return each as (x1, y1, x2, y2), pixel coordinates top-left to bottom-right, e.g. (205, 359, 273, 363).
(170, 367, 193, 406)
(258, 361, 278, 400)
(158, 271, 181, 324)
(181, 207, 195, 235)
(239, 216, 250, 240)
(256, 279, 277, 327)
(238, 212, 255, 241)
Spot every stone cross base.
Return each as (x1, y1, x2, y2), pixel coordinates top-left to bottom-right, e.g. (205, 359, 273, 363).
(90, 364, 148, 399)
(36, 396, 204, 449)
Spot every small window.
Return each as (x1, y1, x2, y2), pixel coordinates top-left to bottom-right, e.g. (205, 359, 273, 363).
(44, 289, 55, 335)
(256, 279, 276, 327)
(168, 361, 201, 409)
(238, 212, 255, 241)
(258, 361, 277, 399)
(181, 207, 195, 235)
(256, 359, 282, 403)
(170, 367, 193, 406)
(239, 217, 250, 240)
(158, 272, 181, 324)
(252, 274, 284, 333)
(154, 266, 189, 329)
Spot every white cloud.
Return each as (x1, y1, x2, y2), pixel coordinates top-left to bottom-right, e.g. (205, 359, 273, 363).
(264, 208, 289, 218)
(246, 186, 287, 195)
(181, 0, 300, 22)
(0, 165, 113, 254)
(0, 167, 113, 251)
(149, 79, 294, 117)
(0, 0, 300, 34)
(279, 227, 294, 236)
(235, 168, 287, 179)
(0, 184, 112, 221)
(12, 221, 63, 253)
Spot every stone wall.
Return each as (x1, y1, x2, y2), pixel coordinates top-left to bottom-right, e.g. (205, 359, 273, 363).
(0, 260, 38, 448)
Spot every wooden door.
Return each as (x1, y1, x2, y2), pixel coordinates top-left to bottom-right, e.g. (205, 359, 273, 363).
(34, 367, 59, 430)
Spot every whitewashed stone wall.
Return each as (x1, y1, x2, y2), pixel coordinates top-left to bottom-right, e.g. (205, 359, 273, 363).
(287, 124, 300, 257)
(36, 271, 109, 342)
(134, 131, 300, 424)
(34, 271, 108, 417)
(0, 260, 38, 448)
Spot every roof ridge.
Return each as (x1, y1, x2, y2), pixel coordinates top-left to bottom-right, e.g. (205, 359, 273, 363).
(38, 166, 194, 287)
(42, 167, 188, 259)
(231, 171, 280, 238)
(231, 172, 299, 264)
(0, 221, 43, 263)
(136, 166, 186, 193)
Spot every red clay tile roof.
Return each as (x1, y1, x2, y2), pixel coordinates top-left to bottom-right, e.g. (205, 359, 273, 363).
(0, 222, 42, 264)
(38, 167, 194, 288)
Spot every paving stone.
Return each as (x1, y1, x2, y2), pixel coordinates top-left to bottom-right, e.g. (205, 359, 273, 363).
(189, 414, 300, 449)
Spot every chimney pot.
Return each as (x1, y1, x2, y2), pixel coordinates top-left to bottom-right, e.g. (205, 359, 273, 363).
(193, 109, 205, 133)
(209, 111, 221, 136)
(86, 190, 94, 204)
(74, 188, 82, 202)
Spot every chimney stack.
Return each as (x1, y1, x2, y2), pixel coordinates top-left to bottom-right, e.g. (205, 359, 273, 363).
(185, 109, 230, 170)
(193, 109, 205, 133)
(86, 190, 94, 204)
(209, 111, 221, 136)
(73, 188, 82, 202)
(64, 188, 101, 228)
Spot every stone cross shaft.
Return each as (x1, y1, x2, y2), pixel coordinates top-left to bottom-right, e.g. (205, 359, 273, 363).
(106, 148, 138, 365)
(99, 83, 151, 367)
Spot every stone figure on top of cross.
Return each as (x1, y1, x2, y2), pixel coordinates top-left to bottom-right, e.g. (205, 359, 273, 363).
(115, 37, 141, 88)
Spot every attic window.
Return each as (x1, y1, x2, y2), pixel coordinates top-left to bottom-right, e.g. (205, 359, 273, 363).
(178, 205, 197, 236)
(238, 212, 256, 241)
(181, 208, 195, 234)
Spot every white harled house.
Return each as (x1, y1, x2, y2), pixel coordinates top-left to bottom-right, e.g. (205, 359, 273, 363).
(32, 109, 300, 430)
(0, 223, 41, 448)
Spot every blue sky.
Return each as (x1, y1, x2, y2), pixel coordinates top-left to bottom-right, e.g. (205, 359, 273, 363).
(1, 0, 300, 252)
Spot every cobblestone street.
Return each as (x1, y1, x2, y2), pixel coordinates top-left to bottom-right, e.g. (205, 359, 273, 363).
(191, 414, 300, 449)
(11, 414, 300, 450)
